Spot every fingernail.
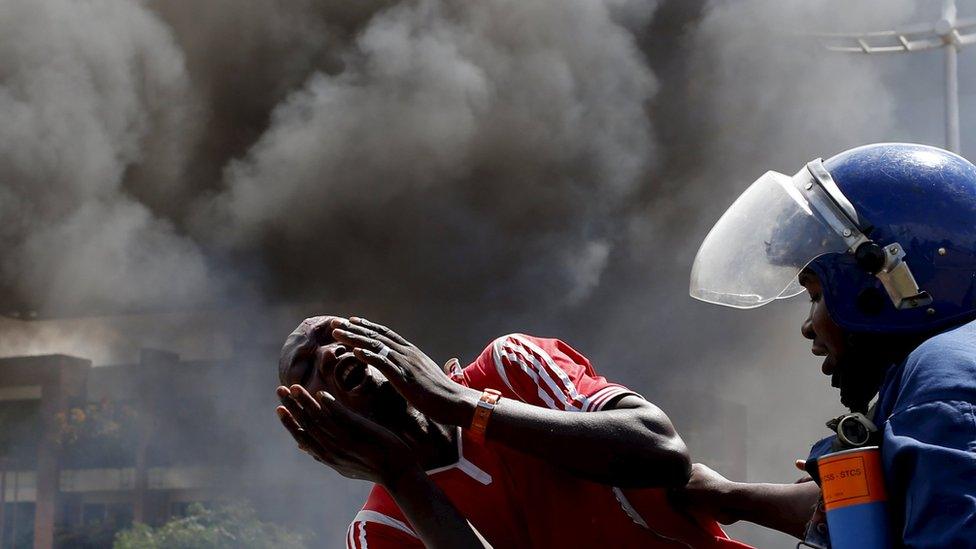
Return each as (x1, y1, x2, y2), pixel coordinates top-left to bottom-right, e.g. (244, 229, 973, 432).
(319, 391, 335, 402)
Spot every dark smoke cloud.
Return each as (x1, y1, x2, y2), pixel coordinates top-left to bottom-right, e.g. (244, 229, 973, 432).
(1, 0, 663, 318)
(199, 0, 660, 314)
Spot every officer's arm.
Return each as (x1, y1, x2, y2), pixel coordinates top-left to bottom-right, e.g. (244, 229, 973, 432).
(677, 463, 820, 539)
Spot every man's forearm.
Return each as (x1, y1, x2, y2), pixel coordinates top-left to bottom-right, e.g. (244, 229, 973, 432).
(383, 467, 492, 549)
(463, 395, 690, 488)
(721, 481, 820, 539)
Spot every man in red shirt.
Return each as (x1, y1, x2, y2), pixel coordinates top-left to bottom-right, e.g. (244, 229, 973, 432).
(277, 316, 751, 548)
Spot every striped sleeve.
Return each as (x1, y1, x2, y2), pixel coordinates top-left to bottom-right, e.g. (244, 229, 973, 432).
(464, 333, 642, 412)
(346, 510, 423, 548)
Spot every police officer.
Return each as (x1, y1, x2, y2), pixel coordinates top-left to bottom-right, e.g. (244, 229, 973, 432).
(678, 143, 976, 547)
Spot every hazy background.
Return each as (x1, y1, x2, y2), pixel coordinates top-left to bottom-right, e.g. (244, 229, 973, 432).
(2, 0, 973, 545)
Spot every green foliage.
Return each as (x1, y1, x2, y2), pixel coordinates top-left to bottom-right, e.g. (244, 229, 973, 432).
(112, 502, 307, 549)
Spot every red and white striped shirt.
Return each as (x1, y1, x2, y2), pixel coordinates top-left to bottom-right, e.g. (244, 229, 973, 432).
(346, 334, 752, 549)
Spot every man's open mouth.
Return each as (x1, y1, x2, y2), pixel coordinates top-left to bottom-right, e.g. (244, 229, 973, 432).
(335, 354, 368, 392)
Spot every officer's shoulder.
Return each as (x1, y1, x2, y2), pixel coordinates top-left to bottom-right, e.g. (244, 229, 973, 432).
(907, 320, 976, 367)
(897, 319, 976, 403)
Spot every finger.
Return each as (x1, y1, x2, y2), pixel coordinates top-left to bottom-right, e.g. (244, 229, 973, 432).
(281, 393, 343, 453)
(317, 389, 353, 421)
(332, 329, 400, 360)
(289, 385, 350, 450)
(795, 460, 806, 472)
(277, 407, 345, 466)
(332, 324, 402, 354)
(314, 391, 362, 442)
(309, 316, 347, 346)
(317, 390, 373, 430)
(349, 317, 409, 346)
(278, 386, 304, 414)
(353, 347, 406, 383)
(276, 406, 322, 452)
(279, 387, 317, 429)
(289, 384, 322, 415)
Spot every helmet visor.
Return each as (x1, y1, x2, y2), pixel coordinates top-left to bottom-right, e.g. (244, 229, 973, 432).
(690, 168, 850, 308)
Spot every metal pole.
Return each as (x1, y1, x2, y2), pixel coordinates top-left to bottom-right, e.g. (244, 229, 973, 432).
(0, 463, 6, 549)
(947, 41, 960, 152)
(8, 472, 15, 549)
(944, 0, 961, 152)
(812, 0, 974, 153)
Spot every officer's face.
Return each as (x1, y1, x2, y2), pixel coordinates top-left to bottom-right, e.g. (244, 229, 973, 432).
(798, 271, 848, 375)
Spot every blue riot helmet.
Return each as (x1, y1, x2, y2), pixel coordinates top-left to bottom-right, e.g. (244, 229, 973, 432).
(690, 143, 976, 334)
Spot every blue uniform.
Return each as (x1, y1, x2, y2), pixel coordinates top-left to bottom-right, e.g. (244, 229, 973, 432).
(808, 318, 976, 547)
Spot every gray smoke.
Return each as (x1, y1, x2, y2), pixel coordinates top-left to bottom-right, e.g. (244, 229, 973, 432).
(199, 0, 660, 316)
(0, 0, 218, 315)
(0, 0, 970, 545)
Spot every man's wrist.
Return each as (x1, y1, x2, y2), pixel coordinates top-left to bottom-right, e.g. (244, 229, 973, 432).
(380, 461, 427, 493)
(450, 387, 482, 427)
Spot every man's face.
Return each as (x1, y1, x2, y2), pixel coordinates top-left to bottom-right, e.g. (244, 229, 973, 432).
(799, 271, 849, 376)
(279, 316, 409, 428)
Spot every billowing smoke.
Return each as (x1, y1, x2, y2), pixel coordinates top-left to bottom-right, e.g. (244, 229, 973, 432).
(199, 0, 659, 317)
(0, 0, 661, 318)
(0, 0, 217, 315)
(0, 0, 967, 545)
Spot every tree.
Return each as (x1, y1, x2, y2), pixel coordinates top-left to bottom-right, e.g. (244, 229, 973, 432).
(112, 502, 307, 549)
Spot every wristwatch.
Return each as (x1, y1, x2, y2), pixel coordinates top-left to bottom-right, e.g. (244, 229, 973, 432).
(469, 388, 502, 442)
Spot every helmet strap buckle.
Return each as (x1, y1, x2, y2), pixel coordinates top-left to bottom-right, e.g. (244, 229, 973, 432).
(874, 243, 933, 309)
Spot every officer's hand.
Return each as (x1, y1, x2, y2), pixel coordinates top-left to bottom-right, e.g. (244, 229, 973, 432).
(794, 459, 815, 483)
(276, 384, 419, 486)
(330, 317, 480, 426)
(671, 463, 740, 525)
